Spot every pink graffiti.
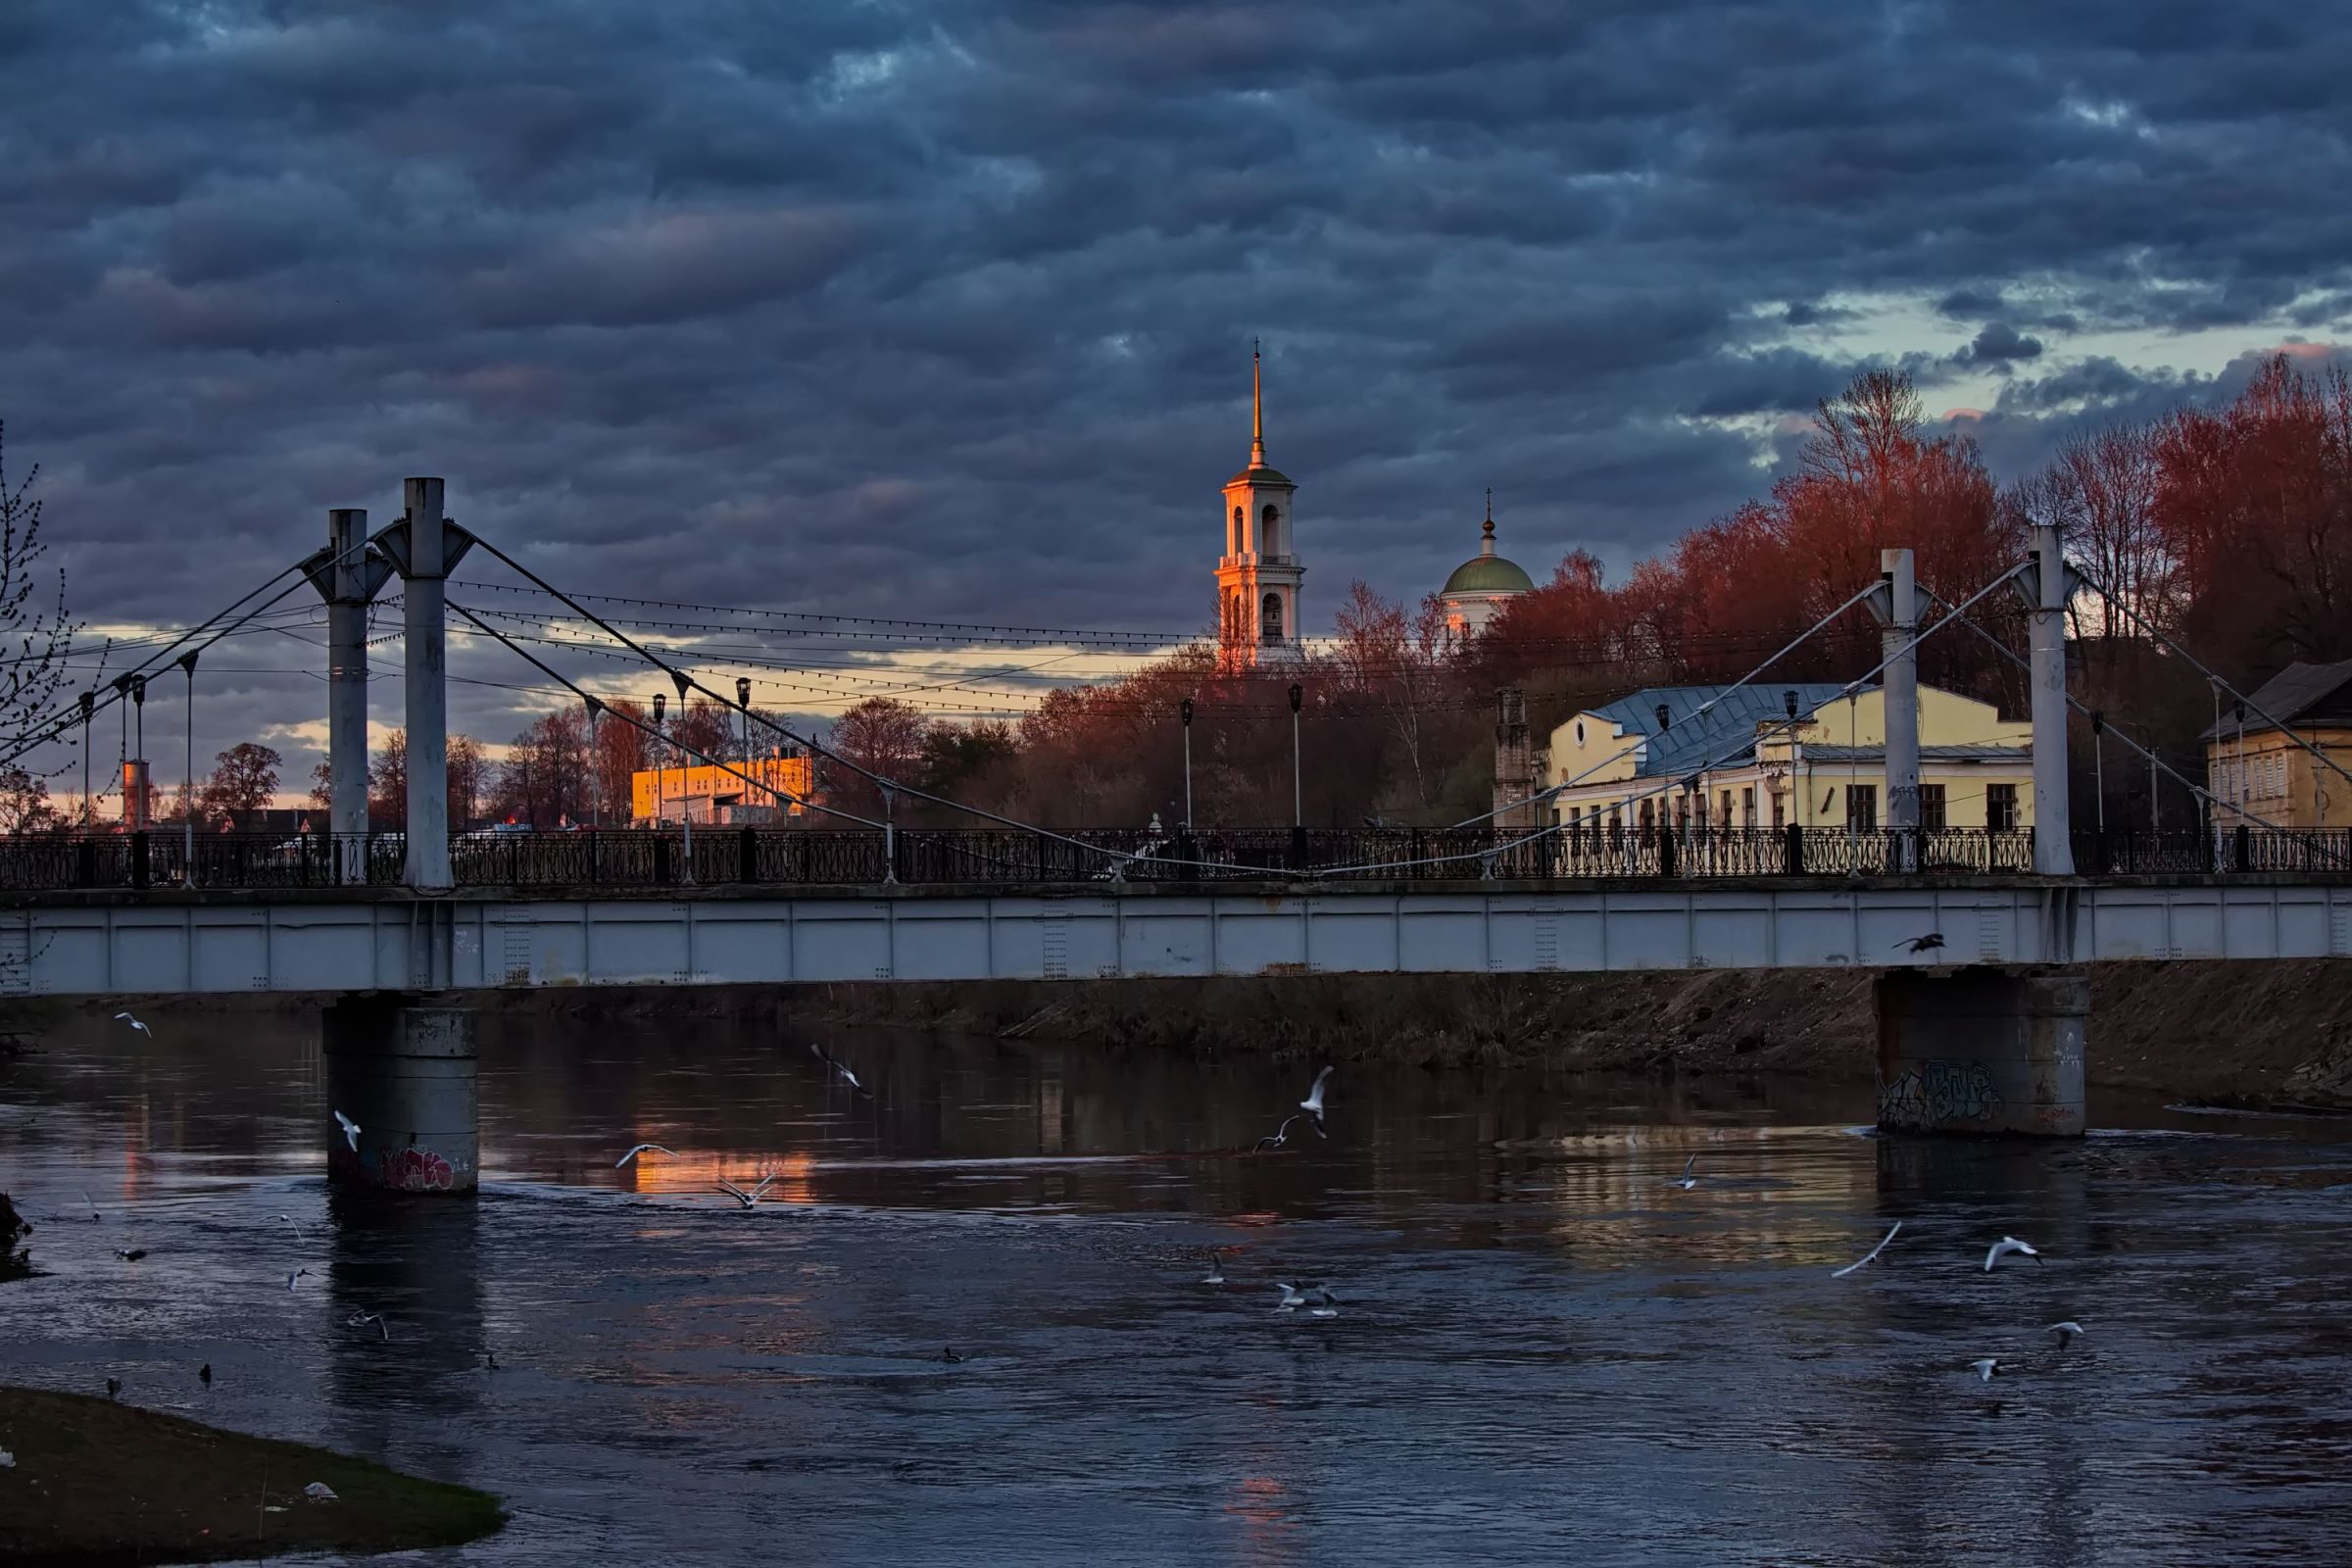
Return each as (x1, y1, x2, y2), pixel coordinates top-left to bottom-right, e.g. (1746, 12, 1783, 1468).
(377, 1147, 456, 1192)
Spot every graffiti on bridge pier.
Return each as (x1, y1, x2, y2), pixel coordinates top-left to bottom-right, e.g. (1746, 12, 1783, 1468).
(1878, 1059, 2003, 1129)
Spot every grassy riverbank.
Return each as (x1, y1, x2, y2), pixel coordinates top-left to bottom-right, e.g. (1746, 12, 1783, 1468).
(0, 1387, 504, 1566)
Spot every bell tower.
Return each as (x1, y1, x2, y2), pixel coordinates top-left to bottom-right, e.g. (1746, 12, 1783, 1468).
(1216, 342, 1303, 670)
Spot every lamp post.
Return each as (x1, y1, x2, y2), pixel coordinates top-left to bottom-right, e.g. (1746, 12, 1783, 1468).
(128, 674, 147, 830)
(652, 691, 667, 836)
(1179, 697, 1194, 836)
(2090, 710, 2106, 834)
(78, 690, 94, 828)
(736, 675, 754, 809)
(178, 653, 197, 880)
(2148, 724, 2159, 831)
(1289, 683, 1303, 826)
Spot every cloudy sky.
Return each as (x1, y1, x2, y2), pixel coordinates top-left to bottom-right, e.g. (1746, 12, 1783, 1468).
(5, 0, 2347, 796)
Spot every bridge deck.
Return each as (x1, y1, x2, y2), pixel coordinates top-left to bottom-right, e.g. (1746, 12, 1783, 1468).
(3, 876, 2346, 996)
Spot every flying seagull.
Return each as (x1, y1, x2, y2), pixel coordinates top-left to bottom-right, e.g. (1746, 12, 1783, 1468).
(1307, 1285, 1340, 1319)
(113, 1010, 152, 1036)
(942, 1347, 964, 1364)
(347, 1311, 389, 1342)
(1971, 1357, 2000, 1383)
(1672, 1153, 1700, 1191)
(1832, 1221, 1903, 1279)
(2048, 1320, 2086, 1346)
(80, 1190, 99, 1222)
(286, 1267, 311, 1291)
(1201, 1251, 1227, 1285)
(615, 1144, 677, 1168)
(809, 1042, 871, 1098)
(273, 1213, 307, 1242)
(1273, 1282, 1308, 1312)
(715, 1175, 779, 1209)
(1298, 1067, 1334, 1137)
(1253, 1114, 1307, 1152)
(332, 1109, 361, 1152)
(1984, 1236, 2042, 1272)
(1895, 933, 1946, 955)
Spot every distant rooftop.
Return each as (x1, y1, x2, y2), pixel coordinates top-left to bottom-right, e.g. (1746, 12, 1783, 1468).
(1583, 684, 1852, 778)
(2200, 658, 2352, 739)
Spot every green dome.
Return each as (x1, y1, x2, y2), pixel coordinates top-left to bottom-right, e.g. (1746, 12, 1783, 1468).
(1443, 553, 1535, 595)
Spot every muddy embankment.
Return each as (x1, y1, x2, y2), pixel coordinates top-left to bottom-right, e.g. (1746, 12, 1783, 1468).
(37, 958, 2352, 1110)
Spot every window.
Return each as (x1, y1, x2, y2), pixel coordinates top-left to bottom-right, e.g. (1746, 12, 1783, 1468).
(1232, 505, 1245, 554)
(1261, 504, 1280, 553)
(1741, 786, 1756, 828)
(1259, 592, 1284, 642)
(1771, 790, 1785, 829)
(1720, 788, 1734, 828)
(1575, 721, 1586, 746)
(1639, 799, 1654, 831)
(1919, 783, 1947, 831)
(1846, 783, 1878, 832)
(1987, 782, 2019, 831)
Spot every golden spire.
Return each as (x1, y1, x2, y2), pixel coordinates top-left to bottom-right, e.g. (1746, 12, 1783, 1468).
(1250, 338, 1266, 467)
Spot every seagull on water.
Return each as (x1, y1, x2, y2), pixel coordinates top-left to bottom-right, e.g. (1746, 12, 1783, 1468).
(615, 1144, 677, 1169)
(1201, 1251, 1226, 1285)
(2049, 1320, 2086, 1346)
(942, 1347, 964, 1363)
(113, 1010, 152, 1036)
(1970, 1357, 2000, 1383)
(809, 1042, 871, 1098)
(1895, 933, 1945, 955)
(715, 1175, 778, 1208)
(1832, 1221, 1902, 1279)
(1298, 1067, 1334, 1138)
(114, 1248, 146, 1261)
(286, 1267, 311, 1291)
(1274, 1282, 1308, 1312)
(1253, 1114, 1307, 1152)
(1672, 1154, 1700, 1191)
(199, 1363, 211, 1387)
(332, 1109, 361, 1152)
(1984, 1236, 2042, 1272)
(347, 1311, 389, 1342)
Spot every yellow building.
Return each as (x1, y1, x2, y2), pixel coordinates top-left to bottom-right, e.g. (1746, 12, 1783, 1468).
(2204, 658, 2352, 829)
(631, 754, 813, 825)
(1544, 682, 2034, 834)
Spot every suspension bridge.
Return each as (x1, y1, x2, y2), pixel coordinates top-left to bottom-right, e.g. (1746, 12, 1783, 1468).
(3, 478, 2348, 1181)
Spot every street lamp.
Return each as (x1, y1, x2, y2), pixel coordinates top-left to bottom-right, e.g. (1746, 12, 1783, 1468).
(2090, 710, 2106, 834)
(1289, 683, 1303, 828)
(652, 692, 667, 831)
(77, 690, 94, 827)
(736, 675, 754, 787)
(1179, 697, 1194, 836)
(128, 674, 147, 829)
(177, 653, 197, 880)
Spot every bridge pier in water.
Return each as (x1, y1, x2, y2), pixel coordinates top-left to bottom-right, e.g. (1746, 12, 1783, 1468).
(322, 994, 479, 1194)
(1875, 968, 2086, 1137)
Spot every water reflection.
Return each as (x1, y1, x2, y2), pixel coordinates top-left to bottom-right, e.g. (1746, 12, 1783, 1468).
(4, 1004, 2352, 1565)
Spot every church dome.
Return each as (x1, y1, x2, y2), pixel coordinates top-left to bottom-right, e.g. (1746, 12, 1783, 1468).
(1442, 493, 1533, 595)
(1444, 552, 1534, 594)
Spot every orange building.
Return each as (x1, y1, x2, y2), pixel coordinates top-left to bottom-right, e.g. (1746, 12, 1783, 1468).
(630, 754, 813, 825)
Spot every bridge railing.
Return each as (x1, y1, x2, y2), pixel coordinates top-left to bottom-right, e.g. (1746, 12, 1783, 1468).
(2, 825, 2347, 892)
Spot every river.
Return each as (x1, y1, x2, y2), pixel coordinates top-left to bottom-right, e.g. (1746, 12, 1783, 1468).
(5, 1006, 2352, 1565)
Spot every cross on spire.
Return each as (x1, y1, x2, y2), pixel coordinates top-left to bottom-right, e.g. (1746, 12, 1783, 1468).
(1250, 340, 1266, 467)
(1482, 487, 1495, 550)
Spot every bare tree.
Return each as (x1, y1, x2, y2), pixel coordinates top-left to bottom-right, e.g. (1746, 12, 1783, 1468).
(0, 421, 83, 772)
(1327, 581, 1453, 811)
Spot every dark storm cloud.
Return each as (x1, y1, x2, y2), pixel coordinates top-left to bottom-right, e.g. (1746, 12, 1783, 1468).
(1954, 321, 2046, 368)
(3, 0, 2348, 773)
